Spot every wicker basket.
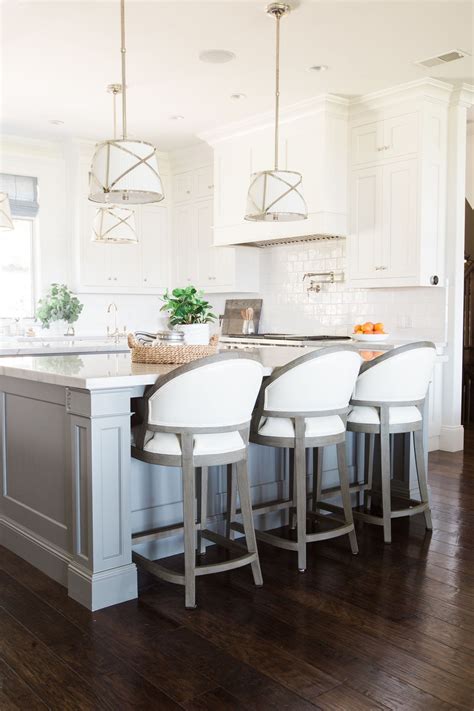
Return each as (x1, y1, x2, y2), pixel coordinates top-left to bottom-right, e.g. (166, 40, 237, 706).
(128, 334, 219, 365)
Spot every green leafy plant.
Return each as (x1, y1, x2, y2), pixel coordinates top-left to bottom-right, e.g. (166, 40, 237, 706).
(36, 283, 83, 329)
(160, 286, 216, 326)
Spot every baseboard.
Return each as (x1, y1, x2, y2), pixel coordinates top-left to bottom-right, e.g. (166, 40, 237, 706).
(428, 435, 440, 452)
(0, 514, 71, 587)
(439, 425, 464, 452)
(68, 561, 138, 611)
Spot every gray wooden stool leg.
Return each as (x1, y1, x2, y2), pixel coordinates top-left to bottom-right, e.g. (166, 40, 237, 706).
(336, 441, 359, 555)
(380, 410, 392, 544)
(294, 419, 307, 572)
(226, 463, 237, 541)
(197, 466, 208, 555)
(312, 447, 323, 514)
(235, 458, 263, 586)
(413, 429, 433, 530)
(365, 433, 375, 511)
(182, 434, 197, 609)
(288, 449, 297, 529)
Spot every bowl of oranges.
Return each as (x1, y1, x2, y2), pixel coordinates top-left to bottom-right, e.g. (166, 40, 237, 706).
(352, 322, 389, 342)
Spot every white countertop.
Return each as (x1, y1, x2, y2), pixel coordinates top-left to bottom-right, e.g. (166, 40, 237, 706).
(0, 347, 319, 390)
(0, 338, 130, 356)
(0, 339, 447, 391)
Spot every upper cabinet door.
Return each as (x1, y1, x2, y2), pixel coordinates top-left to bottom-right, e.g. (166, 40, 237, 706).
(215, 139, 250, 228)
(140, 205, 170, 289)
(381, 159, 418, 278)
(175, 204, 198, 285)
(195, 200, 233, 288)
(351, 121, 384, 165)
(109, 239, 141, 288)
(173, 171, 194, 202)
(383, 113, 419, 160)
(194, 166, 214, 200)
(349, 166, 383, 279)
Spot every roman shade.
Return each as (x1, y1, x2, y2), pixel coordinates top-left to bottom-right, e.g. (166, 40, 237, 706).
(0, 174, 39, 218)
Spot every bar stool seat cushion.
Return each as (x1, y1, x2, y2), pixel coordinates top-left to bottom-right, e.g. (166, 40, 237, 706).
(132, 427, 244, 456)
(348, 405, 422, 426)
(258, 415, 345, 439)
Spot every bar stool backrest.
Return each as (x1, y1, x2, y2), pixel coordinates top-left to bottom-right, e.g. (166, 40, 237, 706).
(262, 346, 362, 416)
(353, 342, 436, 405)
(145, 352, 263, 432)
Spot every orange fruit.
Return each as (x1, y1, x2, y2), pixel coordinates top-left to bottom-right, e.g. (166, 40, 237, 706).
(353, 324, 363, 333)
(362, 321, 374, 332)
(374, 322, 385, 332)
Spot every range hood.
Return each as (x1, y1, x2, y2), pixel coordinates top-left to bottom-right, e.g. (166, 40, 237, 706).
(201, 94, 349, 249)
(235, 233, 345, 249)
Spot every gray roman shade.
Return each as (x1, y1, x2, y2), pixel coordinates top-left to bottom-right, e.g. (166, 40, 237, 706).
(0, 173, 39, 218)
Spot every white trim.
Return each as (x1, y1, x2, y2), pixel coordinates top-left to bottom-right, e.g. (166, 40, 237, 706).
(67, 560, 137, 611)
(439, 425, 464, 452)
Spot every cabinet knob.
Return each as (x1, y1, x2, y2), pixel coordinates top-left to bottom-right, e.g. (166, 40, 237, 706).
(144, 278, 148, 282)
(186, 190, 191, 194)
(384, 145, 390, 150)
(430, 275, 439, 286)
(377, 147, 384, 152)
(208, 184, 214, 189)
(114, 277, 117, 281)
(108, 277, 112, 281)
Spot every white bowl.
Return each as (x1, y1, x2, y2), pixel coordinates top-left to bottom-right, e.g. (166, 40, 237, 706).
(352, 332, 390, 343)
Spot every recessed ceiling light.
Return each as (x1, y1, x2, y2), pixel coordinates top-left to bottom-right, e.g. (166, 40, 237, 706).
(199, 49, 236, 64)
(309, 65, 328, 72)
(49, 119, 64, 125)
(170, 115, 184, 120)
(230, 93, 247, 101)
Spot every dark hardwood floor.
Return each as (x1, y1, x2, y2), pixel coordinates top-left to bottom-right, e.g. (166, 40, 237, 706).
(1, 433, 474, 710)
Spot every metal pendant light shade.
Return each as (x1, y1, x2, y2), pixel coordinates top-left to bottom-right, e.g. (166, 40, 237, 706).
(89, 139, 163, 205)
(245, 3, 307, 222)
(92, 204, 137, 244)
(89, 0, 164, 205)
(0, 192, 14, 230)
(245, 169, 306, 221)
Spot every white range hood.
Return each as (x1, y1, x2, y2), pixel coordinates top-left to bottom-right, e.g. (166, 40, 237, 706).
(200, 95, 349, 248)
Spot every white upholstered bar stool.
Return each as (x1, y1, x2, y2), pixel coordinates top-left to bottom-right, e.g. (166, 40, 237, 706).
(131, 352, 264, 609)
(347, 342, 436, 544)
(241, 346, 362, 573)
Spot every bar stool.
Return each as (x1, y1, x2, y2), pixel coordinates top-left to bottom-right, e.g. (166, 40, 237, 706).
(347, 342, 436, 543)
(234, 346, 362, 573)
(131, 352, 264, 609)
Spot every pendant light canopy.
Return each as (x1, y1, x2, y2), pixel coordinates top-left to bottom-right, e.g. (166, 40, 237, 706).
(245, 3, 307, 222)
(0, 192, 14, 230)
(89, 0, 164, 205)
(92, 85, 138, 243)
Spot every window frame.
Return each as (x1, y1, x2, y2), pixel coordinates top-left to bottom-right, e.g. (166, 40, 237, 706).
(0, 216, 37, 319)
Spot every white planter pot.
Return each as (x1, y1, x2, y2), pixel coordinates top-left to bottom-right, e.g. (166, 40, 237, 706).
(179, 324, 210, 345)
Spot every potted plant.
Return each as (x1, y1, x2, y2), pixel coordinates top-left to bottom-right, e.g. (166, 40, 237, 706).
(160, 286, 216, 345)
(36, 283, 84, 336)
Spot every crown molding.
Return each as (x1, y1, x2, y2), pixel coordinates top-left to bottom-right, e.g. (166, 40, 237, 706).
(349, 77, 455, 113)
(199, 94, 349, 146)
(449, 83, 474, 109)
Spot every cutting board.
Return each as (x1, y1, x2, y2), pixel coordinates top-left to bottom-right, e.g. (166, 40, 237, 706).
(221, 299, 263, 335)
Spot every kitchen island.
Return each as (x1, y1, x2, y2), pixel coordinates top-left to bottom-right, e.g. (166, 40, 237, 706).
(0, 347, 431, 610)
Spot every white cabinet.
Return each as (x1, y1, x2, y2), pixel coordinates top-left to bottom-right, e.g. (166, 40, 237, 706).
(350, 159, 418, 282)
(173, 171, 194, 202)
(174, 197, 259, 292)
(349, 92, 448, 288)
(173, 165, 214, 203)
(78, 197, 171, 294)
(140, 206, 170, 289)
(351, 112, 419, 165)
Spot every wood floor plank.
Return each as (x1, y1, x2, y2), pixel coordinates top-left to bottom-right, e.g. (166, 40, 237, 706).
(0, 657, 48, 711)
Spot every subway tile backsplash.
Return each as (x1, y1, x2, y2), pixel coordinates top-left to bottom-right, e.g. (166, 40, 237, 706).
(256, 240, 446, 342)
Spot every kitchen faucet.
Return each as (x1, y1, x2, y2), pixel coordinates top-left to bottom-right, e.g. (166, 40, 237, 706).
(106, 302, 124, 343)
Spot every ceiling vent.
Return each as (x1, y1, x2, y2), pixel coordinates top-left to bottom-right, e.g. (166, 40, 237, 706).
(416, 49, 469, 68)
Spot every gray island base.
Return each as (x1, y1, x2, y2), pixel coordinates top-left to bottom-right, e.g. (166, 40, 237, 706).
(0, 349, 426, 610)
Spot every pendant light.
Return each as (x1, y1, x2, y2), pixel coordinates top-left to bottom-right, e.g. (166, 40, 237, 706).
(0, 192, 14, 230)
(92, 85, 138, 243)
(89, 0, 164, 205)
(245, 3, 307, 222)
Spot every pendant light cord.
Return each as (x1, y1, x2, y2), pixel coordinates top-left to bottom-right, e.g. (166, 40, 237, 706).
(112, 89, 117, 140)
(120, 0, 127, 139)
(274, 10, 281, 171)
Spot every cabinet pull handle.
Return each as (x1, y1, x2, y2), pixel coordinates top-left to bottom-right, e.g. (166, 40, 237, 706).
(375, 265, 388, 271)
(208, 184, 214, 189)
(384, 145, 390, 150)
(376, 147, 384, 152)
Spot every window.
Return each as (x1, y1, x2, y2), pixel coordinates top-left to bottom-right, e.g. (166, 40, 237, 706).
(0, 218, 35, 317)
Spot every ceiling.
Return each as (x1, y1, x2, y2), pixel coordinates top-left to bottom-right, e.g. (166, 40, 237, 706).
(1, 0, 473, 151)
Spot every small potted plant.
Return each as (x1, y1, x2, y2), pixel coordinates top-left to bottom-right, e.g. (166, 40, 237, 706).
(160, 286, 216, 345)
(36, 283, 84, 336)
